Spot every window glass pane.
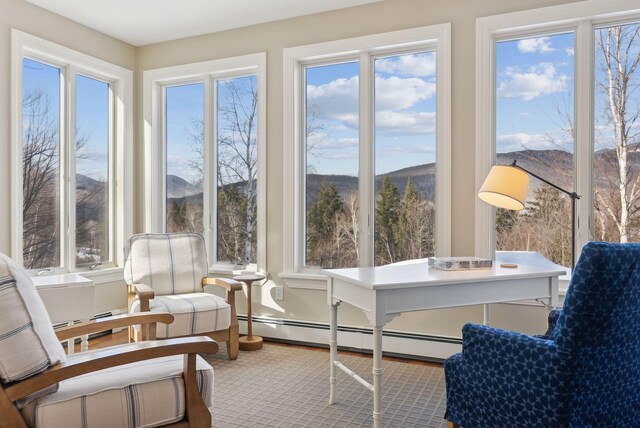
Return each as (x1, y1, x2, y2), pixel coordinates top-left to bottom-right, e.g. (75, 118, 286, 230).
(216, 75, 258, 264)
(304, 61, 359, 268)
(495, 33, 575, 266)
(75, 75, 110, 266)
(165, 83, 204, 234)
(374, 51, 437, 266)
(22, 58, 61, 270)
(593, 23, 640, 243)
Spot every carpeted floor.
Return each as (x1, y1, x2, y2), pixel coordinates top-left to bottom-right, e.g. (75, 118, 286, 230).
(203, 342, 447, 427)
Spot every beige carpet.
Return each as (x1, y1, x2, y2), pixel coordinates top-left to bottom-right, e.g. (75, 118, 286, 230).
(203, 342, 447, 427)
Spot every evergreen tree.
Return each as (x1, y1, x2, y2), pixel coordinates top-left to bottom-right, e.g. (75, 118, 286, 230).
(395, 178, 432, 260)
(306, 180, 344, 267)
(375, 176, 401, 264)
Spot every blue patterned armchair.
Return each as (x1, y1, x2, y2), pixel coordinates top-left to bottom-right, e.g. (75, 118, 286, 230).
(444, 241, 640, 428)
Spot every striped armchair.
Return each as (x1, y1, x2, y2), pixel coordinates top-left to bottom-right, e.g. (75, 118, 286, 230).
(125, 233, 241, 360)
(444, 242, 640, 428)
(0, 252, 217, 428)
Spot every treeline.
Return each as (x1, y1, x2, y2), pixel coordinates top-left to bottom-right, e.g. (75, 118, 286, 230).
(306, 176, 435, 268)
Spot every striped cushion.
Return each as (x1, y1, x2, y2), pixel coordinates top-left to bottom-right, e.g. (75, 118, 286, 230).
(0, 253, 66, 383)
(124, 233, 208, 296)
(130, 293, 230, 339)
(21, 352, 214, 428)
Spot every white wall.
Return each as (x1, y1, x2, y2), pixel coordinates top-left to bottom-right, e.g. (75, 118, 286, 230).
(1, 0, 578, 339)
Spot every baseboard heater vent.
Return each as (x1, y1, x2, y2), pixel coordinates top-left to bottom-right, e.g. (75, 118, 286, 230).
(236, 314, 462, 363)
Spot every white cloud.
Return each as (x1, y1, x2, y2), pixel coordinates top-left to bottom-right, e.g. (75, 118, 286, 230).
(517, 37, 555, 54)
(375, 76, 436, 111)
(566, 47, 575, 57)
(497, 63, 568, 101)
(375, 111, 436, 136)
(313, 136, 359, 150)
(496, 132, 570, 153)
(306, 74, 436, 136)
(375, 52, 436, 77)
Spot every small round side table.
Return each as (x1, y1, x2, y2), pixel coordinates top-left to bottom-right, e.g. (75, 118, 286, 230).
(233, 273, 265, 351)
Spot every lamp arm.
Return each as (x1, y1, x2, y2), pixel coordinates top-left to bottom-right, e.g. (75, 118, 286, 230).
(510, 160, 580, 200)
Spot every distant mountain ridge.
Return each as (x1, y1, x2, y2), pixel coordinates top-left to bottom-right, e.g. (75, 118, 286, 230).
(163, 144, 636, 206)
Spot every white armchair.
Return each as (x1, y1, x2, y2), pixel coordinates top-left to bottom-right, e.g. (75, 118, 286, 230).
(0, 252, 216, 428)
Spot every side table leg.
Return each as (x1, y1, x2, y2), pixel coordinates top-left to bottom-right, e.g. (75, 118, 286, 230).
(67, 321, 74, 355)
(81, 334, 89, 352)
(372, 325, 383, 428)
(329, 301, 340, 404)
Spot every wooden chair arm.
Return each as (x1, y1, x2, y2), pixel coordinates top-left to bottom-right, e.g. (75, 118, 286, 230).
(202, 276, 242, 292)
(132, 283, 155, 300)
(55, 313, 175, 341)
(5, 336, 217, 402)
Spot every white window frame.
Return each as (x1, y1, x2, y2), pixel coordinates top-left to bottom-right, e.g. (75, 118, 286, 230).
(475, 0, 640, 262)
(281, 24, 452, 289)
(143, 53, 267, 273)
(11, 30, 133, 279)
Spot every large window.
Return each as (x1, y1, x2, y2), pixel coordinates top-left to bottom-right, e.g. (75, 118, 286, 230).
(144, 54, 266, 270)
(494, 33, 575, 266)
(283, 25, 451, 285)
(475, 1, 640, 268)
(12, 31, 132, 273)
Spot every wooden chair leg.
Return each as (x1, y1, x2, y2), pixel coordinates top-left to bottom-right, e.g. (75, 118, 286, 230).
(227, 325, 239, 360)
(183, 353, 211, 428)
(446, 420, 461, 428)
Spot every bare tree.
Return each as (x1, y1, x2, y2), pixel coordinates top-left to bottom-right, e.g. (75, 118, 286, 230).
(593, 25, 640, 243)
(22, 90, 60, 269)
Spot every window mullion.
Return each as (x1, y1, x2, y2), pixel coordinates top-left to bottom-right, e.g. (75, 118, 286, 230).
(358, 52, 373, 267)
(65, 65, 77, 272)
(205, 77, 216, 265)
(575, 19, 594, 253)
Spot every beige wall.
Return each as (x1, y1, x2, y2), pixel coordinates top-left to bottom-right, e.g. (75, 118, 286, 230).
(137, 0, 578, 337)
(1, 0, 578, 337)
(0, 0, 135, 313)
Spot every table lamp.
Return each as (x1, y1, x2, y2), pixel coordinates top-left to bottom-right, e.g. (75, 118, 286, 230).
(478, 159, 580, 267)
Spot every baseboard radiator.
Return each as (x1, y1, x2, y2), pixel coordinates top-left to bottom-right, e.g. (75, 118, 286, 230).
(236, 315, 461, 363)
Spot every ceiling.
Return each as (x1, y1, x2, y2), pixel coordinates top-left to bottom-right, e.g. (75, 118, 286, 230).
(24, 0, 383, 46)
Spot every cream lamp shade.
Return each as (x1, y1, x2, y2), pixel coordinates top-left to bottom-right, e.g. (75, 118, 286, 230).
(478, 165, 530, 211)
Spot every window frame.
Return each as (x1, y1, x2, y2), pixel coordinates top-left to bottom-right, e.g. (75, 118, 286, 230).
(475, 0, 640, 263)
(281, 24, 452, 289)
(143, 53, 267, 272)
(10, 30, 133, 275)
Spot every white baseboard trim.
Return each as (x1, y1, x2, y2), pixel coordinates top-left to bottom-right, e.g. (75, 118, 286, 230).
(237, 315, 461, 362)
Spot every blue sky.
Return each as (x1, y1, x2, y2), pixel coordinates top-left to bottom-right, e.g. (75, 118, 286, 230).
(496, 32, 575, 155)
(305, 51, 437, 177)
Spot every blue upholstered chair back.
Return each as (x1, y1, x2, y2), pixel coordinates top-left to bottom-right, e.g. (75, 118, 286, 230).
(553, 241, 640, 424)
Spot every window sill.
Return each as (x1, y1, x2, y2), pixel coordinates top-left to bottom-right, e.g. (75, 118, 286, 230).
(76, 267, 124, 285)
(278, 272, 328, 290)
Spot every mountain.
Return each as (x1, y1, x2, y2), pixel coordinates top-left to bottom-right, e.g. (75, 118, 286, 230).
(166, 175, 202, 199)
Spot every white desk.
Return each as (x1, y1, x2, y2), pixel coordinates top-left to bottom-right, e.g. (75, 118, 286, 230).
(323, 262, 564, 428)
(32, 274, 95, 354)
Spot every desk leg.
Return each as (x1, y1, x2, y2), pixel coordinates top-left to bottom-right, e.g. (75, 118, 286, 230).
(372, 325, 383, 428)
(329, 301, 339, 404)
(483, 304, 492, 326)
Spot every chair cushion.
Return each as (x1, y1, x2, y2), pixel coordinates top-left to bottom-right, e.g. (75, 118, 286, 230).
(0, 253, 66, 383)
(21, 350, 214, 428)
(131, 293, 231, 339)
(124, 233, 209, 296)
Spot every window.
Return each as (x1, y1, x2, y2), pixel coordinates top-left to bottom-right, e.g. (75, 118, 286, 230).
(475, 1, 640, 268)
(494, 33, 575, 266)
(144, 54, 266, 270)
(283, 25, 451, 286)
(12, 31, 132, 273)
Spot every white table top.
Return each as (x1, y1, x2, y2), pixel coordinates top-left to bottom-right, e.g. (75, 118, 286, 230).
(32, 273, 93, 289)
(323, 262, 566, 290)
